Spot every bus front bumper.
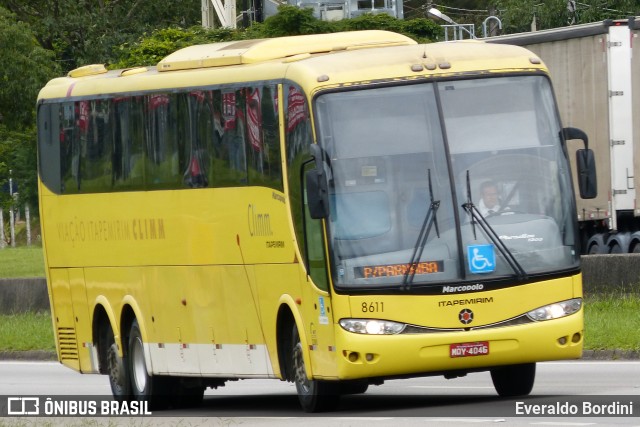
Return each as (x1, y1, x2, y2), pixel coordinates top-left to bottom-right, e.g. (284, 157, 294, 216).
(332, 311, 583, 380)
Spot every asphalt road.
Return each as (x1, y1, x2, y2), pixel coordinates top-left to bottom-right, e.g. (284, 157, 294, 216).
(0, 360, 638, 425)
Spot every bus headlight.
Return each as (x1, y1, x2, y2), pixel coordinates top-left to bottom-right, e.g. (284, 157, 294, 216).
(526, 298, 582, 321)
(339, 319, 406, 335)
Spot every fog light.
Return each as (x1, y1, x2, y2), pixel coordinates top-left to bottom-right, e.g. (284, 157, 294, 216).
(365, 353, 374, 362)
(558, 336, 567, 345)
(572, 332, 581, 343)
(348, 352, 359, 362)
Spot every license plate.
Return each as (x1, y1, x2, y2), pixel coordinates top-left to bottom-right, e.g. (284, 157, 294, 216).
(450, 341, 489, 358)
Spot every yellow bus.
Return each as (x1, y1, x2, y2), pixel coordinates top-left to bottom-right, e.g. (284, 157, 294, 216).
(37, 30, 596, 412)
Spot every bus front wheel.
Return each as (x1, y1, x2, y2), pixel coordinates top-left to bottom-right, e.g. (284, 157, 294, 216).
(128, 319, 170, 409)
(290, 324, 339, 412)
(490, 363, 536, 397)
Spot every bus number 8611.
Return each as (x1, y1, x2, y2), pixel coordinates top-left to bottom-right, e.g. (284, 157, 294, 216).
(362, 302, 384, 313)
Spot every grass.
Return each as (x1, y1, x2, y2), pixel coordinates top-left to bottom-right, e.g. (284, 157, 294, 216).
(0, 246, 45, 278)
(0, 312, 55, 351)
(0, 293, 638, 353)
(583, 293, 640, 350)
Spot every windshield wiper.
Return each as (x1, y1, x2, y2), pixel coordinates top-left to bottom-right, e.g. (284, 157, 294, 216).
(402, 169, 440, 291)
(461, 171, 527, 280)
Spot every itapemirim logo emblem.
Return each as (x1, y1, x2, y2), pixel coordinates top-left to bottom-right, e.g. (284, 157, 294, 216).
(459, 308, 474, 325)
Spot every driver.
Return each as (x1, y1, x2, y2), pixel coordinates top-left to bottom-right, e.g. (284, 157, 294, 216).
(478, 181, 501, 217)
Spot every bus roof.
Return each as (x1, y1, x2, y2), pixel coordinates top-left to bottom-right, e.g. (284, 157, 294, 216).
(157, 30, 416, 71)
(38, 31, 546, 100)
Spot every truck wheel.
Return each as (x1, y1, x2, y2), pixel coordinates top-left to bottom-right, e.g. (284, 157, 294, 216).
(291, 324, 339, 412)
(128, 319, 170, 410)
(106, 329, 131, 401)
(609, 243, 623, 254)
(490, 363, 536, 397)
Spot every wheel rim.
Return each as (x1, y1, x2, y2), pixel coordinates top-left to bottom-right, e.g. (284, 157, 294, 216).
(293, 341, 311, 395)
(107, 343, 126, 394)
(130, 336, 147, 393)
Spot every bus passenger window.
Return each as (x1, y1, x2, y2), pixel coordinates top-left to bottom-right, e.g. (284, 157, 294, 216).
(145, 93, 186, 189)
(112, 97, 145, 191)
(186, 90, 213, 188)
(211, 89, 248, 187)
(58, 102, 78, 194)
(244, 85, 283, 190)
(37, 103, 62, 194)
(79, 99, 113, 193)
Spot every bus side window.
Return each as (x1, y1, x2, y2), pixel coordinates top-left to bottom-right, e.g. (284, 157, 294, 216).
(145, 93, 186, 189)
(37, 103, 62, 194)
(211, 89, 248, 187)
(58, 101, 81, 193)
(80, 99, 113, 193)
(244, 85, 283, 191)
(186, 90, 213, 188)
(112, 97, 145, 191)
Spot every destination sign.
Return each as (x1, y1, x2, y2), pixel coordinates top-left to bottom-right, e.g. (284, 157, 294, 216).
(355, 261, 443, 279)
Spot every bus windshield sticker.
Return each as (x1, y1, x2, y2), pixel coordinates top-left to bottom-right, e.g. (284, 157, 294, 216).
(467, 244, 495, 274)
(354, 261, 443, 279)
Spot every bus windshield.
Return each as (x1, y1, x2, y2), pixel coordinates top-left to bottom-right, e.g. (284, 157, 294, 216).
(314, 75, 579, 290)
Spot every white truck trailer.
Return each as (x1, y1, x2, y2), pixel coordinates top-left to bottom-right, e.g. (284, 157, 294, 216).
(489, 18, 640, 254)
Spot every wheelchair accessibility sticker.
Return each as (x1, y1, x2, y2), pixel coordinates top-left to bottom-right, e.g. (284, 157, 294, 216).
(468, 244, 495, 274)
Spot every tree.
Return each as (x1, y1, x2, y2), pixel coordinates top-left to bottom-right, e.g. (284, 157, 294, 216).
(248, 5, 331, 37)
(0, 8, 58, 128)
(0, 0, 201, 71)
(407, 1, 639, 36)
(492, 0, 637, 34)
(0, 127, 38, 214)
(0, 7, 59, 217)
(114, 26, 241, 68)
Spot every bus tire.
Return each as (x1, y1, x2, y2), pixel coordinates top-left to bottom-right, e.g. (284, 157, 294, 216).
(490, 363, 536, 397)
(291, 323, 339, 412)
(128, 319, 170, 410)
(106, 329, 131, 401)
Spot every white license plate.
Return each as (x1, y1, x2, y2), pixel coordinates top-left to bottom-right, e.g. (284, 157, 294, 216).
(449, 341, 489, 358)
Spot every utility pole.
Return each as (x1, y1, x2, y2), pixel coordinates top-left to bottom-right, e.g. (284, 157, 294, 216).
(0, 209, 5, 249)
(9, 170, 14, 248)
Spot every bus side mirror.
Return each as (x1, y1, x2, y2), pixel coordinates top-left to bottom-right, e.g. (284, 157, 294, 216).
(305, 144, 329, 219)
(562, 127, 597, 199)
(576, 149, 597, 199)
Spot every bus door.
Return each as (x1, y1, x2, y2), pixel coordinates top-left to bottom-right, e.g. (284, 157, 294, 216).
(299, 165, 338, 379)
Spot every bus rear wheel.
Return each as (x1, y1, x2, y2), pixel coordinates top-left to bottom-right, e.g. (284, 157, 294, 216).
(128, 319, 171, 410)
(490, 363, 536, 397)
(291, 324, 339, 412)
(106, 329, 131, 401)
